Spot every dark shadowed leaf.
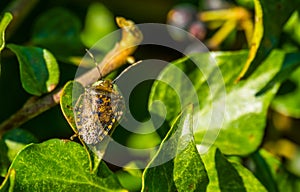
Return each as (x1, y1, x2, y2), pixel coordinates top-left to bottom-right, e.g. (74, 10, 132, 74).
(271, 64, 300, 118)
(31, 7, 85, 62)
(2, 128, 38, 162)
(201, 147, 267, 191)
(7, 44, 59, 96)
(0, 140, 9, 177)
(257, 52, 300, 96)
(251, 149, 300, 192)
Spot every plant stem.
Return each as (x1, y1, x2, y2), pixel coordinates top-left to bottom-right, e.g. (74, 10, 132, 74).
(0, 17, 143, 136)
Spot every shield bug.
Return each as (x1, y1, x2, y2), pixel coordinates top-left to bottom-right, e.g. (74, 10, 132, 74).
(74, 79, 125, 145)
(73, 50, 137, 145)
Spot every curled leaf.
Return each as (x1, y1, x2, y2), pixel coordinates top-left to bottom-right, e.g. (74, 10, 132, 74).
(0, 12, 13, 52)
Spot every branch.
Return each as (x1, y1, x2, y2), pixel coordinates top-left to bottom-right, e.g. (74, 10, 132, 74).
(0, 17, 143, 136)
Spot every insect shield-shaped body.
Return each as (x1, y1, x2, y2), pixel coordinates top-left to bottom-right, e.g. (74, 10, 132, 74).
(74, 79, 125, 145)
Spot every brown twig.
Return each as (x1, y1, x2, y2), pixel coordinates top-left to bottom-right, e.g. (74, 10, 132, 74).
(0, 17, 143, 136)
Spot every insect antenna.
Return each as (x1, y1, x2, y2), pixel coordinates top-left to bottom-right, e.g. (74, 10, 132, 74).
(112, 60, 142, 84)
(86, 49, 103, 79)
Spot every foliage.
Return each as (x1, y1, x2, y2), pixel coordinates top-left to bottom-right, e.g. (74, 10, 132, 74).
(1, 0, 300, 192)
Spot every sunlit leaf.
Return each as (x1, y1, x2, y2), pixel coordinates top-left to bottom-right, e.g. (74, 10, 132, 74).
(81, 2, 116, 48)
(284, 11, 300, 46)
(8, 139, 125, 192)
(0, 12, 13, 52)
(60, 81, 84, 133)
(142, 105, 209, 192)
(238, 0, 300, 79)
(150, 50, 285, 155)
(0, 169, 16, 192)
(116, 169, 142, 192)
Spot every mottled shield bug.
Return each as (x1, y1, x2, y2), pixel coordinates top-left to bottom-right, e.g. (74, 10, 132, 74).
(74, 79, 125, 145)
(73, 50, 136, 145)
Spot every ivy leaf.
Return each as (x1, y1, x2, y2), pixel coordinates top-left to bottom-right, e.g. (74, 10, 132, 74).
(149, 50, 285, 155)
(7, 44, 59, 96)
(0, 12, 13, 52)
(201, 147, 267, 191)
(142, 105, 209, 192)
(7, 139, 125, 192)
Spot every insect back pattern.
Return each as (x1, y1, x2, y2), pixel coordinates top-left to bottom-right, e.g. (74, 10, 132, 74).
(74, 79, 125, 145)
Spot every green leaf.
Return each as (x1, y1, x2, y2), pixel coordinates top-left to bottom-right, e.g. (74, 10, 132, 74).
(115, 162, 142, 191)
(7, 44, 59, 96)
(271, 65, 300, 118)
(0, 169, 16, 192)
(251, 149, 300, 192)
(31, 7, 85, 61)
(257, 52, 300, 96)
(142, 105, 209, 192)
(2, 128, 38, 162)
(0, 140, 10, 177)
(81, 2, 116, 48)
(60, 81, 102, 173)
(201, 147, 267, 192)
(60, 81, 85, 133)
(0, 12, 13, 52)
(174, 106, 209, 192)
(250, 151, 279, 192)
(215, 149, 247, 192)
(8, 139, 125, 192)
(173, 142, 209, 192)
(150, 50, 285, 155)
(240, 0, 300, 79)
(284, 11, 300, 46)
(116, 170, 142, 192)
